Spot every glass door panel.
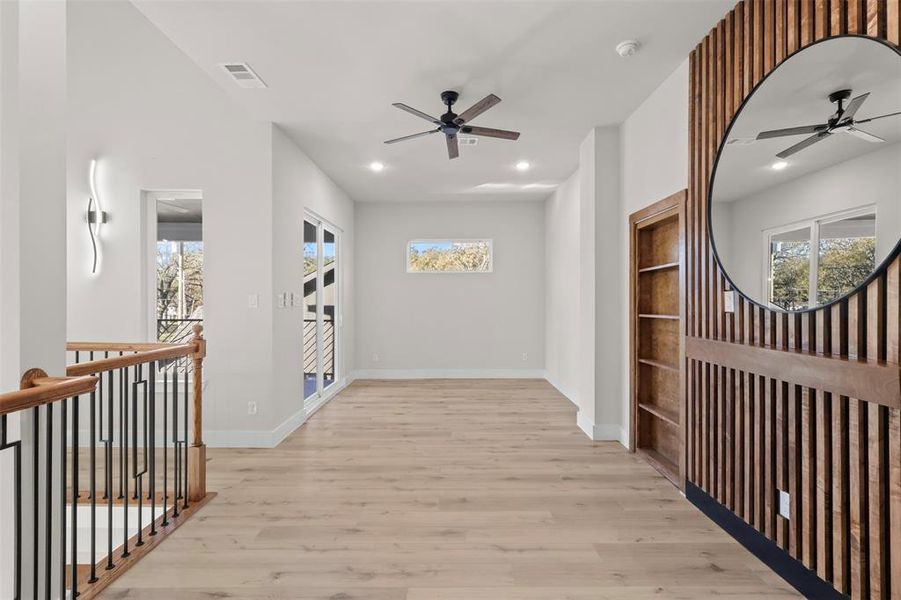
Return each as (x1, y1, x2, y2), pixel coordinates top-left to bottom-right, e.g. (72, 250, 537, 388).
(303, 219, 318, 401)
(322, 227, 337, 392)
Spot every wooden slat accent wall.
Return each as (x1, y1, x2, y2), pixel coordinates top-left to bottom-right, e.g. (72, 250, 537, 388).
(686, 2, 900, 598)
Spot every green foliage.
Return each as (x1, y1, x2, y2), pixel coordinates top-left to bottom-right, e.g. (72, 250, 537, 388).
(817, 237, 875, 304)
(157, 241, 204, 319)
(770, 240, 810, 311)
(770, 236, 876, 310)
(409, 241, 491, 272)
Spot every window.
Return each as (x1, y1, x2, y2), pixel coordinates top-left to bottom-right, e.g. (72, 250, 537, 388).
(153, 196, 203, 343)
(765, 206, 875, 311)
(406, 239, 493, 273)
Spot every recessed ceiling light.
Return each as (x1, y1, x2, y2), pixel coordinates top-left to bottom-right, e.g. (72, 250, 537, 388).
(771, 161, 788, 171)
(515, 161, 531, 172)
(369, 161, 385, 172)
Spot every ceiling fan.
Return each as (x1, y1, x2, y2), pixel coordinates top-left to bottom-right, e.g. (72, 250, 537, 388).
(756, 89, 901, 159)
(385, 90, 521, 160)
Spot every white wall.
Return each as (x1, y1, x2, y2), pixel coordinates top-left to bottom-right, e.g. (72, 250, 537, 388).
(716, 142, 901, 302)
(271, 124, 354, 427)
(619, 60, 691, 443)
(543, 126, 623, 442)
(66, 1, 355, 447)
(544, 171, 580, 403)
(354, 201, 544, 377)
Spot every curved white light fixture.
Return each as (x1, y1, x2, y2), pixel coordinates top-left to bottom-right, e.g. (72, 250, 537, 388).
(87, 159, 108, 275)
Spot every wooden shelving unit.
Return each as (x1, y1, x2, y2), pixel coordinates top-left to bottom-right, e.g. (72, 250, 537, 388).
(629, 191, 685, 489)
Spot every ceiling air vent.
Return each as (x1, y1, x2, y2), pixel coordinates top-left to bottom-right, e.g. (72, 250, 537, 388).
(219, 63, 267, 89)
(458, 136, 478, 146)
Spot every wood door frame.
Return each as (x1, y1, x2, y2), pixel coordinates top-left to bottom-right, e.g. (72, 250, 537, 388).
(629, 189, 687, 487)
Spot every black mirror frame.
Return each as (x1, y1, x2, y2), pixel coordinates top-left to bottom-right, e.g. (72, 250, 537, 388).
(707, 34, 901, 315)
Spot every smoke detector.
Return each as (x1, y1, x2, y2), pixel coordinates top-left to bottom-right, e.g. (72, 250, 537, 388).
(219, 63, 267, 89)
(615, 40, 641, 58)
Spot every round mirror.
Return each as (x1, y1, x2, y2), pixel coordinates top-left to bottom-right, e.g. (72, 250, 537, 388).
(710, 36, 901, 312)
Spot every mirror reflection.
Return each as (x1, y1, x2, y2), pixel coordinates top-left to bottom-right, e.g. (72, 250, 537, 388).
(710, 36, 901, 312)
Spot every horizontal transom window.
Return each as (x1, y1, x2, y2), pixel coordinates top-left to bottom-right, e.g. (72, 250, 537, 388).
(406, 239, 493, 273)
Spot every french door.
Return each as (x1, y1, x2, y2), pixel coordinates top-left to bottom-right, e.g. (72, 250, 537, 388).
(303, 213, 340, 409)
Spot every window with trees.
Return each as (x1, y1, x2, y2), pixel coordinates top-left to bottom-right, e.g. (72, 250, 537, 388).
(765, 207, 876, 311)
(406, 240, 492, 273)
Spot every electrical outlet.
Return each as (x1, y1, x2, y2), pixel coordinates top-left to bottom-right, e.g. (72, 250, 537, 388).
(247, 401, 258, 415)
(522, 352, 528, 361)
(778, 489, 790, 519)
(248, 293, 259, 309)
(372, 353, 380, 363)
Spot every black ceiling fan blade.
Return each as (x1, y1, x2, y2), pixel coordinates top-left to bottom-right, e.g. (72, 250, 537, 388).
(462, 126, 521, 140)
(446, 134, 459, 160)
(384, 129, 440, 144)
(393, 103, 441, 125)
(454, 94, 501, 125)
(756, 124, 828, 139)
(776, 132, 831, 159)
(855, 110, 901, 124)
(841, 92, 869, 122)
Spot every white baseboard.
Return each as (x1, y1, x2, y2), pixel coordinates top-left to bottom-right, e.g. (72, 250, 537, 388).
(353, 368, 546, 380)
(205, 378, 351, 448)
(544, 374, 578, 406)
(576, 411, 628, 446)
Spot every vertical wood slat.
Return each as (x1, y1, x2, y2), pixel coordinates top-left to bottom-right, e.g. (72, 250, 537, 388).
(848, 293, 869, 599)
(832, 301, 850, 594)
(887, 258, 900, 600)
(868, 276, 888, 599)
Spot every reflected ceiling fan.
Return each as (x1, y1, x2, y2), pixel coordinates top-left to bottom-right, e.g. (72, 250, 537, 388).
(756, 89, 901, 159)
(385, 90, 521, 160)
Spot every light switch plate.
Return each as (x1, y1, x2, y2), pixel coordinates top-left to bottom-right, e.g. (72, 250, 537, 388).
(724, 290, 735, 313)
(276, 293, 287, 309)
(291, 292, 301, 307)
(778, 489, 790, 519)
(248, 293, 259, 309)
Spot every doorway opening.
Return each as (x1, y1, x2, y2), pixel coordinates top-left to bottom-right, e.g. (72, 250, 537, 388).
(304, 213, 340, 410)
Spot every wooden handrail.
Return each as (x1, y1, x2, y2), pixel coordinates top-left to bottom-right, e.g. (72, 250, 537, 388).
(66, 343, 196, 377)
(67, 341, 175, 352)
(0, 369, 97, 416)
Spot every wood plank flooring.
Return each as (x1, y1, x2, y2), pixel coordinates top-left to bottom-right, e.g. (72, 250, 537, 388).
(100, 379, 800, 599)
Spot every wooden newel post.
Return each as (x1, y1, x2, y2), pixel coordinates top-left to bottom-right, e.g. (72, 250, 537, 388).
(188, 323, 207, 501)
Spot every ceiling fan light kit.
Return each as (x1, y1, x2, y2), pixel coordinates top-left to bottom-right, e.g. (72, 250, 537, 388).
(385, 90, 521, 160)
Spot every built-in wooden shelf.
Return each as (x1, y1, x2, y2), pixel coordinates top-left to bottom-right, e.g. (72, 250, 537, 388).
(638, 402, 679, 427)
(637, 357, 679, 373)
(636, 447, 680, 487)
(638, 261, 680, 273)
(630, 191, 685, 491)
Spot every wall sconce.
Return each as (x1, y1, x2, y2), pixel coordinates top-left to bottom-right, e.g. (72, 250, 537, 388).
(87, 159, 108, 275)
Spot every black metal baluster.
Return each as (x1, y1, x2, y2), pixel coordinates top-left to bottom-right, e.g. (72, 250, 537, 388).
(1, 414, 22, 600)
(183, 357, 189, 509)
(58, 398, 67, 600)
(172, 365, 180, 519)
(32, 406, 39, 598)
(70, 395, 79, 598)
(89, 385, 97, 583)
(44, 404, 52, 600)
(105, 367, 114, 571)
(122, 367, 129, 558)
(149, 361, 157, 536)
(162, 366, 169, 526)
(118, 359, 124, 500)
(132, 364, 148, 547)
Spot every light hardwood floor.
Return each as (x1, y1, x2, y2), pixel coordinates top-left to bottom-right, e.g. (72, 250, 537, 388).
(102, 379, 800, 599)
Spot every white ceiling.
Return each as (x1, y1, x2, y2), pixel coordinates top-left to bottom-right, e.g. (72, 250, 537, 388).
(714, 36, 901, 202)
(133, 0, 733, 203)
